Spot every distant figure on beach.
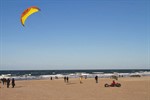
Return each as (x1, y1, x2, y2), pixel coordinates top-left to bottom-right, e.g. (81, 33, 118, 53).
(1, 78, 6, 85)
(1, 78, 4, 85)
(64, 77, 66, 83)
(0, 79, 1, 88)
(12, 78, 15, 88)
(111, 75, 118, 80)
(55, 76, 58, 79)
(7, 78, 10, 88)
(80, 76, 83, 84)
(50, 77, 52, 80)
(95, 76, 98, 83)
(111, 80, 116, 86)
(66, 77, 69, 83)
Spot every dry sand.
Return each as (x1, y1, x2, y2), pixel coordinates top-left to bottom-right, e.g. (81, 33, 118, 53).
(0, 76, 150, 100)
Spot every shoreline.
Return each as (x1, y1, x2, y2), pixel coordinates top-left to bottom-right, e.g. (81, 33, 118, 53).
(1, 70, 150, 80)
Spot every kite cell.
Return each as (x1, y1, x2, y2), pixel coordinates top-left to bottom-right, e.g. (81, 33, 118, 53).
(21, 6, 40, 26)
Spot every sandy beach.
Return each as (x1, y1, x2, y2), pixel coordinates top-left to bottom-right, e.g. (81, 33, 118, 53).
(0, 76, 150, 100)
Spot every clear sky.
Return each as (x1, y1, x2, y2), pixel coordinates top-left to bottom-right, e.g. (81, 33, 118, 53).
(0, 0, 150, 70)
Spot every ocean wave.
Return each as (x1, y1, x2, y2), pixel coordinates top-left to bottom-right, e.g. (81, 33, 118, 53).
(0, 71, 150, 80)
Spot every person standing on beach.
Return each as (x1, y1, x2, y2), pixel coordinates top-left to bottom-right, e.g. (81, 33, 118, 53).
(95, 76, 98, 83)
(7, 78, 10, 88)
(50, 77, 53, 80)
(66, 77, 69, 83)
(64, 76, 66, 83)
(80, 76, 83, 84)
(12, 78, 15, 88)
(1, 78, 6, 85)
(0, 79, 1, 88)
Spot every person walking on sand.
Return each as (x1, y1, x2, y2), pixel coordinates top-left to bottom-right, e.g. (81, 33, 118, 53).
(64, 76, 66, 83)
(66, 77, 69, 83)
(50, 77, 52, 80)
(0, 79, 1, 88)
(2, 78, 6, 85)
(7, 78, 10, 88)
(12, 78, 15, 88)
(80, 76, 83, 84)
(95, 76, 98, 83)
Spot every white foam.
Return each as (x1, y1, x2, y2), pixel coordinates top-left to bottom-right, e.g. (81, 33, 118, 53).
(1, 71, 150, 80)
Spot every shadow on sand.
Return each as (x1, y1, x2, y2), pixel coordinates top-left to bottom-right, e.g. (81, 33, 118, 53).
(14, 86, 24, 88)
(66, 82, 77, 85)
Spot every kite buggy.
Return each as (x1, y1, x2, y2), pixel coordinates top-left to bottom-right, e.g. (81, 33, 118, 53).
(104, 80, 121, 87)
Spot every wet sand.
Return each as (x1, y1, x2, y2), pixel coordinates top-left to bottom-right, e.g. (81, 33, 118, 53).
(0, 76, 150, 100)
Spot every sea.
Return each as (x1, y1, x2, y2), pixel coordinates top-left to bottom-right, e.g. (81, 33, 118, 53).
(0, 69, 150, 80)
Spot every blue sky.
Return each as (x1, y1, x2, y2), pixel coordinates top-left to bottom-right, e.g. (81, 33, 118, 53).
(0, 0, 149, 70)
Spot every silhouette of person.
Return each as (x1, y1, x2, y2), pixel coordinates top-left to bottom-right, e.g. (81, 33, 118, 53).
(1, 78, 4, 85)
(7, 78, 10, 88)
(64, 77, 66, 83)
(66, 77, 69, 83)
(12, 78, 15, 88)
(2, 78, 6, 85)
(95, 76, 98, 83)
(0, 79, 1, 88)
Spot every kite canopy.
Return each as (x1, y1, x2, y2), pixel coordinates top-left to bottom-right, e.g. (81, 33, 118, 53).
(21, 6, 40, 26)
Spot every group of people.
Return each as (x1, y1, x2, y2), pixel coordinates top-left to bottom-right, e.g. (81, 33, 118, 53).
(55, 75, 117, 86)
(0, 78, 15, 88)
(64, 75, 99, 84)
(64, 76, 69, 83)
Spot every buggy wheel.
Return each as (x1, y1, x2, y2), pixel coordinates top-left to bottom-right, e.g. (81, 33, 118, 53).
(116, 83, 121, 87)
(105, 84, 109, 87)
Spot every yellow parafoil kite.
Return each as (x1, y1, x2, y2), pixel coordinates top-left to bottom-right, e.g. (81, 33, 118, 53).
(21, 6, 40, 26)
